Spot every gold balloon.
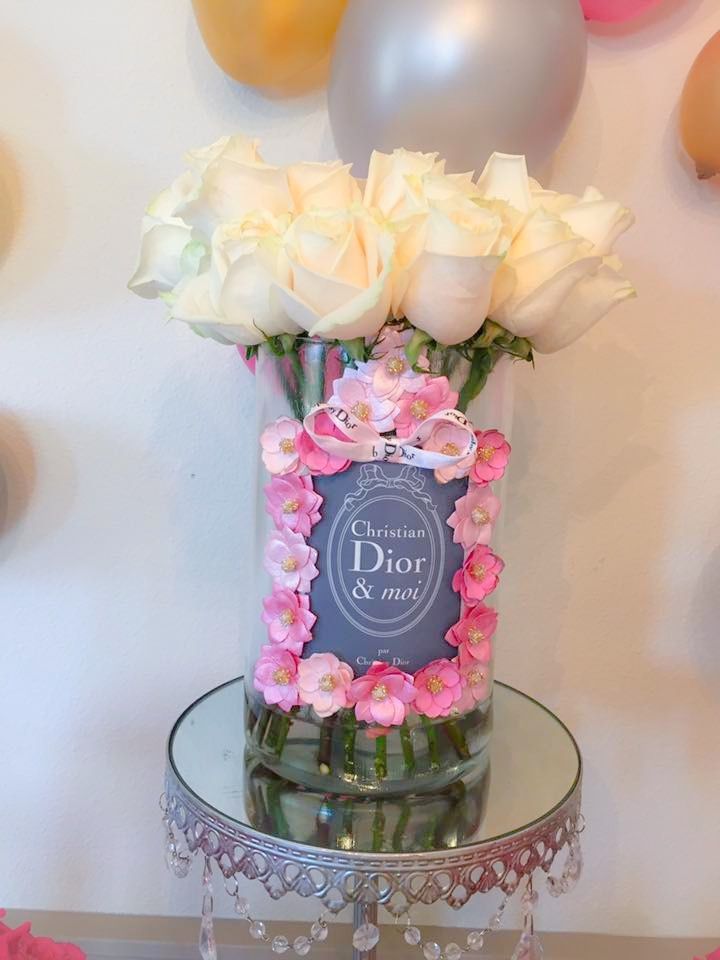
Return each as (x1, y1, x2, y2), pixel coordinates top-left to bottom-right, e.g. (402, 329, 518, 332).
(191, 0, 348, 93)
(680, 31, 720, 180)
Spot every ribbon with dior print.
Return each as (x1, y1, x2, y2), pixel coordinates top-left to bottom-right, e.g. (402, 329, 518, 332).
(303, 403, 478, 471)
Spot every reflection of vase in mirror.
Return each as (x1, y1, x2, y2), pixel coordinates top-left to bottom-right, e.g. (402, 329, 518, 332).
(191, 0, 348, 93)
(244, 749, 491, 854)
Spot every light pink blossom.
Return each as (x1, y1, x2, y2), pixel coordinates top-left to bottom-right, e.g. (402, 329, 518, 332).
(447, 485, 501, 550)
(355, 351, 425, 402)
(261, 587, 316, 653)
(452, 545, 504, 605)
(458, 651, 492, 706)
(260, 417, 303, 475)
(348, 661, 416, 726)
(265, 474, 322, 536)
(264, 527, 319, 593)
(371, 324, 412, 359)
(469, 429, 511, 486)
(421, 422, 473, 483)
(445, 605, 497, 665)
(394, 376, 458, 438)
(253, 646, 299, 711)
(413, 658, 463, 719)
(297, 652, 354, 718)
(297, 413, 352, 476)
(330, 369, 397, 433)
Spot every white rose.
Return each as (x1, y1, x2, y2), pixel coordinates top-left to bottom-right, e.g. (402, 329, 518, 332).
(477, 153, 635, 352)
(364, 148, 446, 220)
(274, 209, 395, 341)
(397, 193, 509, 345)
(170, 211, 297, 346)
(286, 161, 361, 214)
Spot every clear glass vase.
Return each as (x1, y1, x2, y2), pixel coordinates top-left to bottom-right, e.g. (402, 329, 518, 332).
(244, 334, 512, 796)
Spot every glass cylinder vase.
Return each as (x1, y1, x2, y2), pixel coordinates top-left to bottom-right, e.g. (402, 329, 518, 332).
(244, 332, 512, 797)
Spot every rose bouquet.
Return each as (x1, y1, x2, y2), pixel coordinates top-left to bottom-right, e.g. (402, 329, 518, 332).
(130, 136, 633, 794)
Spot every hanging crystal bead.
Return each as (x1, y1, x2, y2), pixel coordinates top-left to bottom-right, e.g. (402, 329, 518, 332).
(445, 943, 462, 960)
(271, 935, 290, 954)
(234, 895, 250, 918)
(310, 920, 328, 942)
(198, 861, 217, 960)
(353, 923, 380, 952)
(422, 942, 441, 960)
(404, 926, 422, 946)
(511, 931, 544, 960)
(249, 920, 267, 940)
(293, 935, 311, 956)
(466, 930, 485, 951)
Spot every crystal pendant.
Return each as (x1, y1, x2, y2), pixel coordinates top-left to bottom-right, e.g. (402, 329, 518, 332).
(352, 923, 380, 952)
(445, 943, 462, 960)
(511, 931, 544, 960)
(199, 863, 217, 960)
(310, 921, 328, 942)
(272, 935, 290, 954)
(422, 943, 441, 960)
(466, 931, 484, 951)
(404, 926, 422, 946)
(293, 936, 311, 956)
(249, 920, 267, 940)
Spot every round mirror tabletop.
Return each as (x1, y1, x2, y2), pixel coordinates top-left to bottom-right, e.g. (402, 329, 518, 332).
(166, 678, 581, 863)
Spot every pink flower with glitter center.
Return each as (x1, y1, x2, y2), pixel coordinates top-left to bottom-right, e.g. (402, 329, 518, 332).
(445, 605, 497, 664)
(459, 656, 492, 706)
(264, 527, 319, 593)
(395, 376, 458, 438)
(297, 653, 354, 718)
(330, 369, 398, 433)
(413, 658, 463, 718)
(452, 545, 504, 605)
(265, 474, 322, 536)
(470, 429, 511, 486)
(348, 661, 416, 726)
(447, 485, 501, 550)
(297, 413, 352, 476)
(355, 351, 425, 402)
(261, 587, 316, 653)
(253, 646, 300, 712)
(422, 422, 474, 483)
(261, 417, 302, 475)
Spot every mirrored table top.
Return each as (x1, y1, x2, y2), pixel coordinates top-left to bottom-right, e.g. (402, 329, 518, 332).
(168, 678, 581, 856)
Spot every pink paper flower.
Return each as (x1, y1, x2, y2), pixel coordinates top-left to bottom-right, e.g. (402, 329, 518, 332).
(264, 527, 319, 593)
(413, 658, 463, 718)
(452, 545, 504, 605)
(394, 376, 458, 438)
(371, 324, 412, 359)
(422, 422, 474, 483)
(261, 587, 316, 653)
(445, 605, 497, 664)
(253, 646, 299, 711)
(469, 429, 511, 486)
(265, 474, 322, 536)
(355, 350, 425, 402)
(0, 914, 86, 960)
(297, 413, 352, 476)
(261, 417, 303, 475)
(297, 652, 354, 718)
(447, 485, 501, 550)
(330, 369, 398, 433)
(458, 652, 492, 706)
(348, 661, 416, 726)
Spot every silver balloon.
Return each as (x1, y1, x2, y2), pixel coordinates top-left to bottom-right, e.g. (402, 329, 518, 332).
(328, 0, 587, 176)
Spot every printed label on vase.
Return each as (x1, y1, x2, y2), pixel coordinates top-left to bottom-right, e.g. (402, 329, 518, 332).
(307, 462, 464, 674)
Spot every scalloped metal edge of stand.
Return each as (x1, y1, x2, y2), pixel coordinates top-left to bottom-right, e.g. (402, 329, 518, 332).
(163, 762, 582, 912)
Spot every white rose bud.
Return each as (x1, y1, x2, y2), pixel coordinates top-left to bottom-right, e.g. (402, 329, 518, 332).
(275, 208, 395, 341)
(286, 161, 361, 214)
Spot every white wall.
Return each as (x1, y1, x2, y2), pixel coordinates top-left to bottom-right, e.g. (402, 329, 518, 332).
(1, 0, 719, 940)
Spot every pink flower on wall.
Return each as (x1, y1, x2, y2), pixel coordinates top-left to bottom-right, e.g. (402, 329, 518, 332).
(445, 604, 497, 662)
(394, 376, 458, 438)
(264, 527, 319, 593)
(348, 661, 416, 726)
(330, 369, 398, 433)
(253, 646, 300, 711)
(260, 417, 303, 475)
(265, 474, 322, 536)
(261, 588, 316, 653)
(0, 912, 85, 960)
(297, 653, 354, 718)
(297, 413, 352, 476)
(413, 658, 463, 718)
(447, 485, 501, 550)
(469, 429, 511, 486)
(452, 545, 504, 605)
(422, 422, 474, 483)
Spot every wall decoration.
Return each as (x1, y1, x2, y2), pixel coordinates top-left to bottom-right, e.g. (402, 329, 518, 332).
(327, 0, 588, 176)
(191, 0, 347, 93)
(680, 31, 720, 180)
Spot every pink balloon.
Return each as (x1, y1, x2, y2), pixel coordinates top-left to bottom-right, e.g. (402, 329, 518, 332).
(581, 0, 663, 21)
(236, 344, 257, 375)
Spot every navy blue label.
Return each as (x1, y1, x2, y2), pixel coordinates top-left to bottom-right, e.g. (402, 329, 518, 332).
(306, 463, 465, 674)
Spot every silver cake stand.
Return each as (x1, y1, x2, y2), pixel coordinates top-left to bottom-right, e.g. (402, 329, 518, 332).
(162, 678, 583, 960)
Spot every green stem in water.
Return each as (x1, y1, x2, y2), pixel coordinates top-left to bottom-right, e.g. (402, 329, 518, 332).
(444, 719, 471, 761)
(374, 734, 388, 780)
(272, 715, 292, 757)
(400, 721, 416, 777)
(342, 711, 357, 781)
(421, 716, 441, 772)
(286, 348, 306, 422)
(255, 707, 272, 747)
(392, 802, 412, 853)
(317, 717, 334, 775)
(266, 777, 290, 839)
(371, 801, 386, 853)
